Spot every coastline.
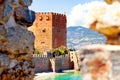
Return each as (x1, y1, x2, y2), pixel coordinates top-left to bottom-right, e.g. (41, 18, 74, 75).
(34, 70, 76, 80)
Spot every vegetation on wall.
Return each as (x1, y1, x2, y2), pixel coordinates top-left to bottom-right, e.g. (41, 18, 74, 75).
(51, 46, 68, 57)
(69, 48, 76, 51)
(34, 46, 69, 57)
(34, 49, 43, 54)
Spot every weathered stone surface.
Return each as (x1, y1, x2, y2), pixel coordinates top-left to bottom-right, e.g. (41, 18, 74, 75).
(0, 54, 9, 67)
(17, 54, 33, 60)
(0, 2, 12, 24)
(0, 54, 34, 79)
(0, 25, 7, 42)
(4, 26, 34, 54)
(8, 60, 18, 69)
(1, 59, 34, 80)
(19, 0, 32, 7)
(11, 0, 19, 5)
(0, 26, 34, 54)
(0, 0, 35, 79)
(14, 6, 35, 27)
(0, 54, 9, 75)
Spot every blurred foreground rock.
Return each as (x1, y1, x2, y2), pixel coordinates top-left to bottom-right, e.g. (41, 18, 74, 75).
(0, 0, 35, 80)
(105, 0, 120, 4)
(90, 21, 120, 45)
(80, 44, 120, 80)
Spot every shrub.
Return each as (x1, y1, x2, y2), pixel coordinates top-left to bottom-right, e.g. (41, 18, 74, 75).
(50, 46, 68, 57)
(34, 49, 43, 54)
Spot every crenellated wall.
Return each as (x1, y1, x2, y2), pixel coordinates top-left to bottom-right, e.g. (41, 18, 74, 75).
(34, 57, 52, 72)
(33, 54, 72, 73)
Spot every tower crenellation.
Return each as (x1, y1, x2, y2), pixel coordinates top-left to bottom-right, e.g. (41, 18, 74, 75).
(29, 12, 67, 52)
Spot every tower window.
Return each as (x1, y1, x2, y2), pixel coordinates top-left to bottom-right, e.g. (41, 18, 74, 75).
(39, 16, 42, 21)
(42, 29, 46, 32)
(41, 42, 45, 44)
(46, 16, 49, 20)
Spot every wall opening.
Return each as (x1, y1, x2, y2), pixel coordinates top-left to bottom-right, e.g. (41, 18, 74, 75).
(42, 29, 46, 32)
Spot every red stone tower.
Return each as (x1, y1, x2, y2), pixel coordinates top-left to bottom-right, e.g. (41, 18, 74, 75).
(29, 12, 67, 52)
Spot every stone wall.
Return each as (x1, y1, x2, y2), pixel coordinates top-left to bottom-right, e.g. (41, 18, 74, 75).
(33, 54, 72, 73)
(51, 58, 62, 72)
(62, 54, 72, 70)
(33, 57, 52, 73)
(0, 0, 35, 80)
(69, 51, 81, 70)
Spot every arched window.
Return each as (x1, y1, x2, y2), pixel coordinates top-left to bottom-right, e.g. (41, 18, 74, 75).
(42, 29, 46, 32)
(39, 16, 42, 21)
(46, 16, 49, 20)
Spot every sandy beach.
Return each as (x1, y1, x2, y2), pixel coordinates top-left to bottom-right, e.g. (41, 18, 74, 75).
(34, 72, 54, 80)
(34, 72, 64, 80)
(34, 70, 75, 80)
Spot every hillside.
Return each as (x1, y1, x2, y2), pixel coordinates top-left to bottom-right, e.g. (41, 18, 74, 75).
(67, 26, 106, 49)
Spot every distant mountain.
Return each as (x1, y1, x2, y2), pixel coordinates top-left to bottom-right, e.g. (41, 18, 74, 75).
(67, 26, 106, 49)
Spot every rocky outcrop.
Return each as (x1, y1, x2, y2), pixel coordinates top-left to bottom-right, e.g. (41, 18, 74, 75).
(0, 0, 35, 80)
(80, 44, 120, 80)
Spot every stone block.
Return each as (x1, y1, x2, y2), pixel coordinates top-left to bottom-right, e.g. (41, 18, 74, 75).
(0, 54, 9, 75)
(0, 25, 7, 42)
(19, 0, 32, 7)
(0, 54, 9, 67)
(0, 24, 34, 55)
(11, 0, 19, 5)
(14, 6, 35, 27)
(4, 26, 34, 54)
(8, 60, 18, 69)
(0, 2, 12, 24)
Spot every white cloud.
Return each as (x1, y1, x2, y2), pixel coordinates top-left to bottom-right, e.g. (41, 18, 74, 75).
(68, 1, 120, 28)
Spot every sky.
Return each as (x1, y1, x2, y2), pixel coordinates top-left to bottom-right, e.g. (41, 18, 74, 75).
(29, 0, 120, 28)
(29, 0, 103, 15)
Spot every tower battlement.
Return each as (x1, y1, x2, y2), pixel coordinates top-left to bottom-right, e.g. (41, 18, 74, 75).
(29, 12, 67, 52)
(36, 12, 66, 16)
